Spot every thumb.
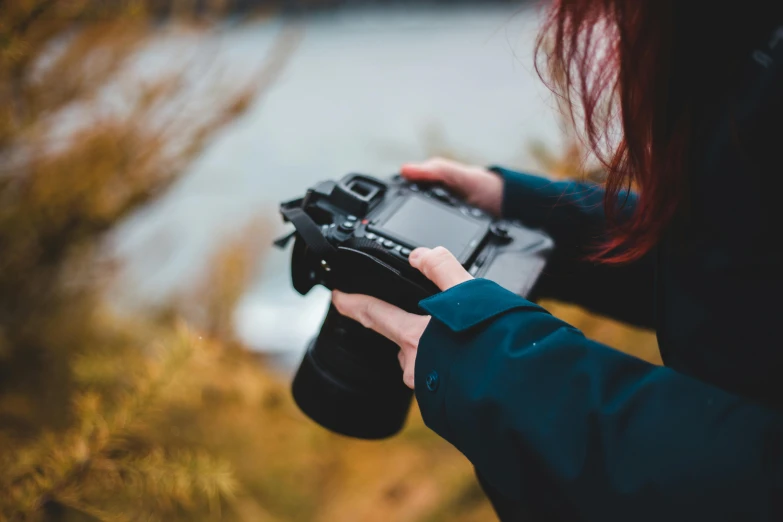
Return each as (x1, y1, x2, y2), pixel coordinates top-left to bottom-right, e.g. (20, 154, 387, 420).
(409, 246, 473, 291)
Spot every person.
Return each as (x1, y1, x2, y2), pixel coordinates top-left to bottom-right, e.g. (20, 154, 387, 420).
(333, 1, 783, 520)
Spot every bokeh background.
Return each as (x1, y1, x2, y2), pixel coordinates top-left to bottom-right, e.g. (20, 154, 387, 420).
(0, 1, 659, 521)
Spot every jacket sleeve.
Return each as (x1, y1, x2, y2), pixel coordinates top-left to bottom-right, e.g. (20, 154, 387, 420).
(490, 166, 656, 329)
(415, 278, 783, 522)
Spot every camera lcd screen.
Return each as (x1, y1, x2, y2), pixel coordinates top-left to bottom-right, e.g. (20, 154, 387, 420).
(379, 196, 485, 260)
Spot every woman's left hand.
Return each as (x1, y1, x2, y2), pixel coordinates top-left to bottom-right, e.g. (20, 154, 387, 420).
(331, 246, 472, 389)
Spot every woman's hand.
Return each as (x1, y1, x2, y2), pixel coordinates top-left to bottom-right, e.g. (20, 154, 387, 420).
(331, 246, 472, 389)
(401, 157, 504, 217)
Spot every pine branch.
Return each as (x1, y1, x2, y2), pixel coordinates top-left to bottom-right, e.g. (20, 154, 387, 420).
(1, 326, 236, 521)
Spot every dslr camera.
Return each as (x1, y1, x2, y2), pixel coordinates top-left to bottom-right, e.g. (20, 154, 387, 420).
(275, 172, 552, 439)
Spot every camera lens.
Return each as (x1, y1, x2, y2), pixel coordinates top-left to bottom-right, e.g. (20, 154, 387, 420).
(291, 304, 414, 439)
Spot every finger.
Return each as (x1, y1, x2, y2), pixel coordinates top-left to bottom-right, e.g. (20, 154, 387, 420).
(402, 362, 415, 390)
(400, 157, 458, 184)
(397, 349, 405, 370)
(409, 246, 473, 291)
(400, 163, 446, 183)
(331, 291, 414, 347)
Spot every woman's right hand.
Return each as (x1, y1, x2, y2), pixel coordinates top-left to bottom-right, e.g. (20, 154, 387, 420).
(400, 157, 504, 217)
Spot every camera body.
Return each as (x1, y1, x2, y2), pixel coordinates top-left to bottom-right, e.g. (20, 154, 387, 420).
(278, 173, 552, 439)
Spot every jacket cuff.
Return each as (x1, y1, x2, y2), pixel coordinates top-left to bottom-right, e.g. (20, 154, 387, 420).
(413, 318, 460, 444)
(414, 278, 545, 444)
(487, 165, 560, 227)
(418, 278, 542, 332)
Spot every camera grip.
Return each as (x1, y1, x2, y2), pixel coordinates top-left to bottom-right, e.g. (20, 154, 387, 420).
(331, 247, 436, 314)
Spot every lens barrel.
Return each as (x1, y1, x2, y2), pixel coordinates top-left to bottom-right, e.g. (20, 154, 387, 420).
(291, 304, 413, 439)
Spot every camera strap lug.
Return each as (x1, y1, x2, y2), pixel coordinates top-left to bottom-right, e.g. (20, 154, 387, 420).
(280, 206, 339, 265)
(273, 230, 297, 249)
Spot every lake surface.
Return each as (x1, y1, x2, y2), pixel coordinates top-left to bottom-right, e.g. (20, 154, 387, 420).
(110, 4, 564, 366)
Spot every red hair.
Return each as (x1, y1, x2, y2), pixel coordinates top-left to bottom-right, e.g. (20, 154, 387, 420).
(536, 1, 781, 263)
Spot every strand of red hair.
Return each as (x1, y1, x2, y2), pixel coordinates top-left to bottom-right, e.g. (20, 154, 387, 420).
(535, 0, 688, 263)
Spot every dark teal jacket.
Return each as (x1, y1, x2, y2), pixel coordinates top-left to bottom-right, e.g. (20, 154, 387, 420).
(414, 24, 783, 522)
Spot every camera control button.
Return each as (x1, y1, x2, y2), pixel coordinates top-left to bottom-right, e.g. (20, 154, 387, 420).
(365, 232, 377, 240)
(489, 223, 511, 241)
(400, 247, 412, 257)
(409, 184, 420, 192)
(339, 220, 356, 231)
(431, 187, 451, 202)
(383, 239, 395, 249)
(425, 371, 439, 392)
(346, 215, 357, 221)
(470, 208, 483, 218)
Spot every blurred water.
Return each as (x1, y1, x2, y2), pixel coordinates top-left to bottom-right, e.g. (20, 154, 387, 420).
(111, 5, 564, 365)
